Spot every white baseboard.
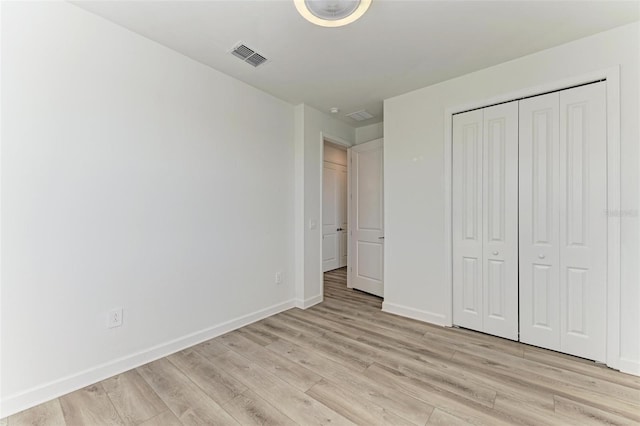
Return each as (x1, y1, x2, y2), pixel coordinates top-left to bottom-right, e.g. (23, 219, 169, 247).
(295, 294, 323, 309)
(618, 357, 640, 377)
(382, 301, 447, 326)
(0, 299, 296, 418)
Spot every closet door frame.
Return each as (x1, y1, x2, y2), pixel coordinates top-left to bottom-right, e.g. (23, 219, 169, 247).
(443, 67, 621, 371)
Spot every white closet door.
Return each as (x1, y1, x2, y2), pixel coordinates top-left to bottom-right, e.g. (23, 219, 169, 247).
(520, 82, 607, 362)
(482, 101, 519, 340)
(519, 92, 561, 351)
(559, 82, 607, 362)
(453, 110, 484, 332)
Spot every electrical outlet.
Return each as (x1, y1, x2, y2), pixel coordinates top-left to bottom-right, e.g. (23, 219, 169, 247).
(275, 271, 282, 284)
(108, 308, 123, 328)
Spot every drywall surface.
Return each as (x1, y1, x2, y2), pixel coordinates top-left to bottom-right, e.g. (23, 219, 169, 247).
(324, 143, 347, 166)
(293, 105, 306, 310)
(355, 122, 384, 144)
(295, 105, 354, 307)
(1, 1, 295, 414)
(384, 22, 639, 372)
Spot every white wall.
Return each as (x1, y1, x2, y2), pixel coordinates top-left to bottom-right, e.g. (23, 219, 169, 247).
(384, 22, 639, 374)
(294, 105, 355, 307)
(1, 1, 296, 416)
(355, 122, 384, 145)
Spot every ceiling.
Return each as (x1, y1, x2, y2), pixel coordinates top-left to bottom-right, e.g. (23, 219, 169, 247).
(73, 0, 639, 127)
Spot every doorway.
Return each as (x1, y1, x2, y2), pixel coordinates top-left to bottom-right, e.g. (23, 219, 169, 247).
(320, 136, 385, 300)
(322, 141, 348, 273)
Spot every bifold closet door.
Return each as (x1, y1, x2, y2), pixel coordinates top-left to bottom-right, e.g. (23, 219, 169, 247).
(453, 102, 518, 340)
(519, 82, 607, 362)
(519, 92, 561, 352)
(453, 109, 484, 332)
(482, 102, 519, 340)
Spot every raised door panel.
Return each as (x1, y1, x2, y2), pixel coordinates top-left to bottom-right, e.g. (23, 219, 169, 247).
(519, 92, 561, 351)
(322, 234, 338, 263)
(463, 257, 481, 315)
(482, 102, 519, 340)
(357, 150, 383, 231)
(340, 231, 348, 268)
(532, 264, 553, 329)
(453, 109, 484, 332)
(559, 82, 607, 362)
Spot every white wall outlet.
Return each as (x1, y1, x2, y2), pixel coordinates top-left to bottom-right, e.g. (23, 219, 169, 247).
(275, 271, 282, 284)
(107, 308, 123, 328)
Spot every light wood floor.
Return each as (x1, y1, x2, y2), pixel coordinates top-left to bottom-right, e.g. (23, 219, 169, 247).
(4, 267, 640, 425)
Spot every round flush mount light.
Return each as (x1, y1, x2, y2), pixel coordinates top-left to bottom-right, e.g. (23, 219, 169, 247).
(294, 0, 372, 27)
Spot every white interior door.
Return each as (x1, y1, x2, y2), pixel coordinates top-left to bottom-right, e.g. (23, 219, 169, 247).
(482, 101, 519, 340)
(519, 82, 607, 362)
(350, 138, 384, 297)
(519, 91, 561, 352)
(453, 109, 484, 332)
(338, 166, 348, 267)
(323, 161, 345, 272)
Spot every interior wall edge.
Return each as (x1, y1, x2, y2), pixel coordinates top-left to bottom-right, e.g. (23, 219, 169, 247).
(300, 104, 356, 305)
(294, 104, 307, 305)
(295, 293, 324, 310)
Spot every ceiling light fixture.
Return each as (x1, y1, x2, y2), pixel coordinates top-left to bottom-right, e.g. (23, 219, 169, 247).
(294, 0, 372, 27)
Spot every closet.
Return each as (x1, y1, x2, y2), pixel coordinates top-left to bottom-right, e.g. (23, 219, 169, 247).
(452, 81, 607, 362)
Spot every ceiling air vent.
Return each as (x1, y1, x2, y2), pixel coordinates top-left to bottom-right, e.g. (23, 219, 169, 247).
(347, 110, 374, 121)
(230, 43, 269, 68)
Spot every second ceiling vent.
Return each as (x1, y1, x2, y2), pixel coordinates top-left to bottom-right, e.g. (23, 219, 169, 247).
(230, 43, 268, 68)
(347, 110, 374, 121)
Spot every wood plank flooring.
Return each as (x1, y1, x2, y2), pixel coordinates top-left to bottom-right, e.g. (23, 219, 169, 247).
(4, 267, 640, 425)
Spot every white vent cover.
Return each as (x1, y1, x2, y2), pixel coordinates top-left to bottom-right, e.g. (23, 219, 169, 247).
(347, 110, 374, 121)
(230, 43, 268, 67)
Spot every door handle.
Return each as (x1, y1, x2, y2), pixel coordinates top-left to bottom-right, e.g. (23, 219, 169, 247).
(378, 236, 385, 239)
(337, 228, 343, 231)
(538, 254, 545, 259)
(492, 251, 499, 256)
